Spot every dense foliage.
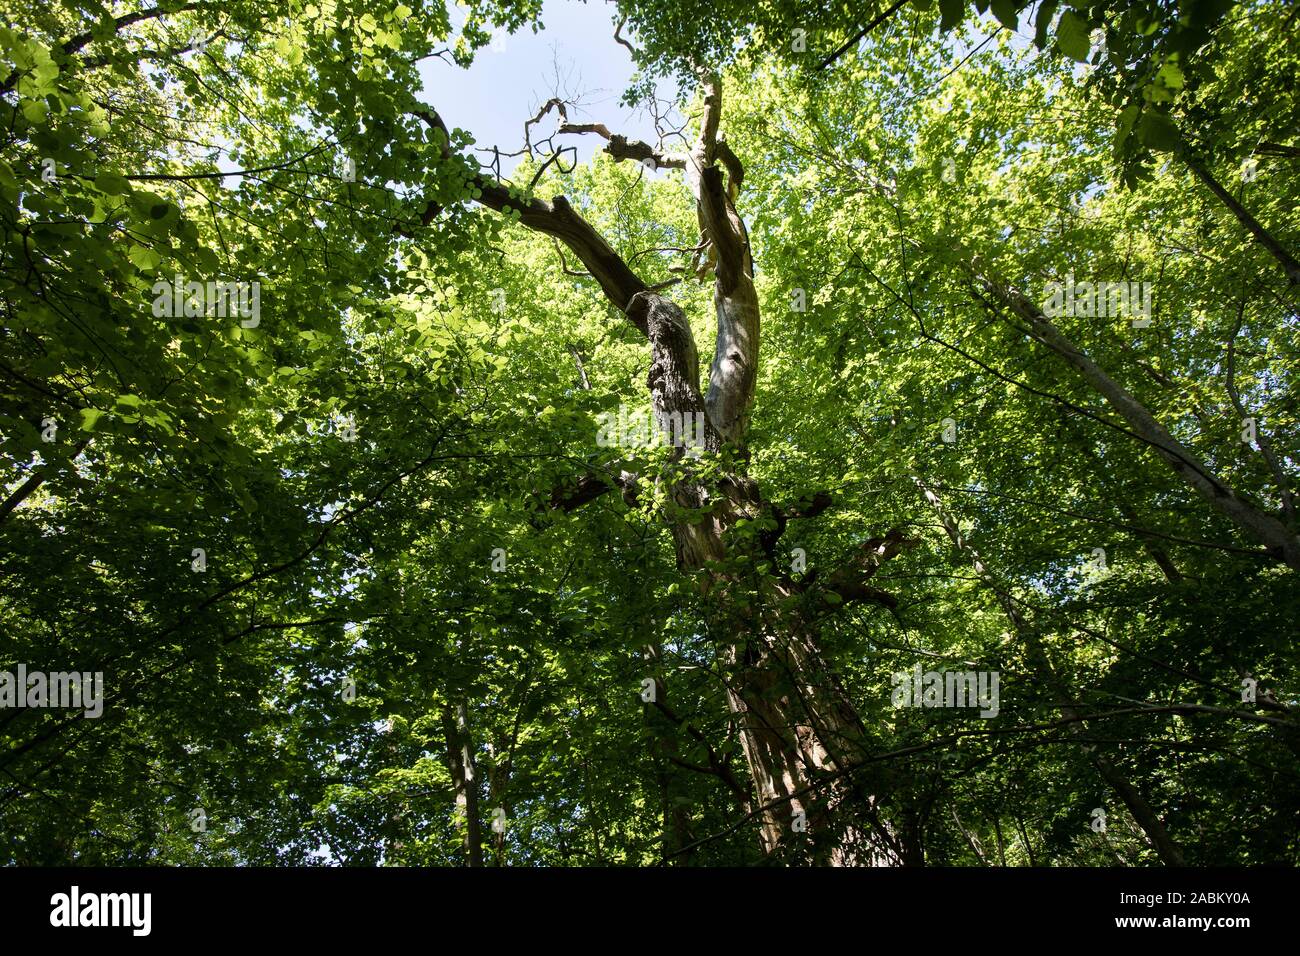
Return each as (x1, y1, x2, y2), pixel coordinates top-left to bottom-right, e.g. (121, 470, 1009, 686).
(1, 0, 1296, 865)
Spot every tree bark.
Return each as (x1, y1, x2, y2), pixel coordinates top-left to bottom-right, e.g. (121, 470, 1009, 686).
(441, 703, 484, 867)
(912, 475, 1186, 866)
(417, 77, 910, 863)
(983, 276, 1300, 570)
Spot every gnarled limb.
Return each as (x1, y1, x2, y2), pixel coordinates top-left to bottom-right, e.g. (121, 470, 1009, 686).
(557, 123, 687, 170)
(758, 490, 835, 558)
(814, 529, 916, 610)
(546, 470, 640, 513)
(412, 107, 654, 325)
(683, 75, 760, 450)
(714, 135, 744, 198)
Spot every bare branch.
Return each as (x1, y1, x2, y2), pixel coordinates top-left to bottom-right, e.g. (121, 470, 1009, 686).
(551, 238, 593, 279)
(689, 72, 723, 171)
(480, 186, 651, 323)
(529, 145, 578, 191)
(613, 16, 640, 58)
(523, 97, 569, 155)
(556, 123, 688, 170)
(820, 0, 913, 70)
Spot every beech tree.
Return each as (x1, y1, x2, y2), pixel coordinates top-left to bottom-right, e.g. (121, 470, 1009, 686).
(1, 0, 1296, 866)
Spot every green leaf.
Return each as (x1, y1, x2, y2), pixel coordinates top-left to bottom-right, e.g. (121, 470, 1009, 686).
(1056, 10, 1091, 62)
(1155, 61, 1185, 90)
(20, 98, 47, 123)
(128, 245, 162, 272)
(79, 408, 106, 431)
(938, 0, 964, 32)
(991, 0, 1019, 31)
(1137, 110, 1182, 152)
(1034, 0, 1059, 48)
(1114, 102, 1140, 153)
(94, 171, 131, 195)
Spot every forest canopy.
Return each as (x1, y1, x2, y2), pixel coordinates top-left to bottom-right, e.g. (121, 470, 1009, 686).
(0, 0, 1297, 866)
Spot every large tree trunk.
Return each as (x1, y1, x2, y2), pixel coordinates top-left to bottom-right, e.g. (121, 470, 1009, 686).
(429, 72, 911, 863)
(632, 286, 898, 863)
(718, 623, 899, 864)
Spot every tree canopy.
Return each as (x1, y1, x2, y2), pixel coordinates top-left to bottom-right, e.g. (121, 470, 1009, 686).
(1, 0, 1297, 866)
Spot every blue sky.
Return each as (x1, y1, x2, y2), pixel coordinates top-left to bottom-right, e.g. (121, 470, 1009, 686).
(418, 0, 673, 175)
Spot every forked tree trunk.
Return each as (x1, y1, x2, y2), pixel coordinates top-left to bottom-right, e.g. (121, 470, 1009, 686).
(428, 72, 909, 863)
(634, 289, 896, 864)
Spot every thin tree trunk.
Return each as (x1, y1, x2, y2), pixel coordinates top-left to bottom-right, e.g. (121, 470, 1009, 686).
(441, 704, 483, 867)
(952, 806, 989, 864)
(913, 475, 1186, 866)
(1183, 155, 1300, 285)
(641, 644, 697, 863)
(1014, 810, 1038, 867)
(984, 277, 1300, 570)
(486, 751, 508, 867)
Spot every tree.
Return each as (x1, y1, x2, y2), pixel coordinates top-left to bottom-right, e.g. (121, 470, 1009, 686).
(1, 0, 1296, 866)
